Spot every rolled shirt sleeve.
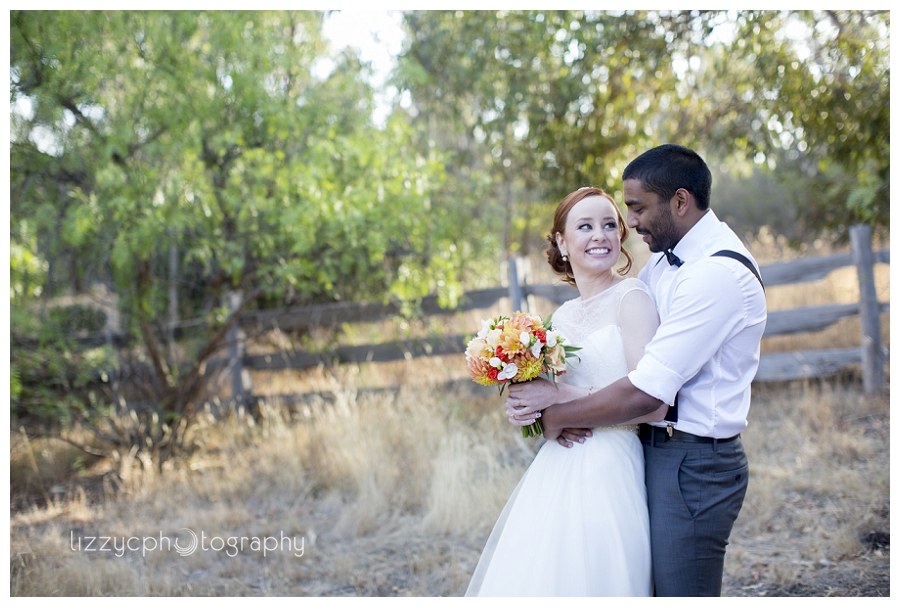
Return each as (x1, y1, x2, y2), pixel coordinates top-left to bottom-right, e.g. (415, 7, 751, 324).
(627, 351, 685, 405)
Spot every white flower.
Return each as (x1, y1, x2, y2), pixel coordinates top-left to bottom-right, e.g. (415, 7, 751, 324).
(486, 328, 502, 348)
(489, 357, 503, 368)
(519, 331, 531, 347)
(530, 340, 543, 358)
(498, 363, 518, 381)
(477, 319, 492, 339)
(545, 330, 560, 347)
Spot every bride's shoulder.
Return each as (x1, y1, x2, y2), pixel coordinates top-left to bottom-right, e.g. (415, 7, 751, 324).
(615, 277, 651, 296)
(614, 278, 654, 306)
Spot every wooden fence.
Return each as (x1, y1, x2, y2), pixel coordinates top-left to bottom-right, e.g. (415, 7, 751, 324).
(217, 224, 888, 403)
(53, 225, 888, 404)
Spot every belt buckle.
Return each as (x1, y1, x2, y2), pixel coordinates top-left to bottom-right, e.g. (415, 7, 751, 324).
(666, 423, 674, 438)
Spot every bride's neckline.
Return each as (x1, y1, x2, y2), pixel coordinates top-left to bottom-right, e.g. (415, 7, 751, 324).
(576, 277, 629, 304)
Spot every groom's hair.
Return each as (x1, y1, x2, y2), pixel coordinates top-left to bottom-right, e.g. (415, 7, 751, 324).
(623, 144, 712, 211)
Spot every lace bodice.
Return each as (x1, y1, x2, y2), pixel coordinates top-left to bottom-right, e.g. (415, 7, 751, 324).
(551, 278, 655, 394)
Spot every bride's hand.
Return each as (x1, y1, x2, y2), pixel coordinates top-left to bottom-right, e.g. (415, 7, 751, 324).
(533, 422, 593, 448)
(556, 428, 593, 448)
(505, 377, 566, 425)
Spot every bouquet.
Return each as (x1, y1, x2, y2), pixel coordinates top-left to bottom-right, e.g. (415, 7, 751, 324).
(465, 311, 580, 438)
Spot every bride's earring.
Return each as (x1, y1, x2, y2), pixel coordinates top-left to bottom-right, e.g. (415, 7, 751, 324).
(562, 252, 568, 263)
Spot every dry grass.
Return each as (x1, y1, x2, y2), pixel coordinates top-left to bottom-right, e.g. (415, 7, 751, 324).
(723, 381, 889, 596)
(10, 229, 890, 597)
(10, 373, 889, 596)
(10, 382, 534, 596)
(10, 427, 106, 508)
(248, 354, 472, 397)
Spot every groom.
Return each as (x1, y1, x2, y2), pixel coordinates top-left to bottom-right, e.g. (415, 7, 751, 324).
(507, 144, 767, 596)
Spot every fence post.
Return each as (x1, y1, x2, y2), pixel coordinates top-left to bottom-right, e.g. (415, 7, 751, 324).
(168, 244, 178, 364)
(849, 224, 885, 394)
(226, 291, 251, 408)
(508, 256, 525, 314)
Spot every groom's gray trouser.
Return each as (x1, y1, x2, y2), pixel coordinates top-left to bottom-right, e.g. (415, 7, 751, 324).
(641, 428, 749, 597)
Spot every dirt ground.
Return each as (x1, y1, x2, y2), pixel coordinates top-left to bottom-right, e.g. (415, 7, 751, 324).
(722, 538, 890, 597)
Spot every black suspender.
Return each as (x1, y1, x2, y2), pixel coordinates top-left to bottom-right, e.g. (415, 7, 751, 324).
(711, 250, 765, 291)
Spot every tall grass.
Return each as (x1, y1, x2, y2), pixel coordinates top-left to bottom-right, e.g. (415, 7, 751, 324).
(10, 373, 888, 596)
(10, 382, 535, 596)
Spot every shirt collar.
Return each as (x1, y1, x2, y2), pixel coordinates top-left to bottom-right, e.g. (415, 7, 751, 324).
(671, 209, 718, 264)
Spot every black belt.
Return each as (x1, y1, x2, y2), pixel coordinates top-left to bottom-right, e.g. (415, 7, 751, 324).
(639, 425, 740, 444)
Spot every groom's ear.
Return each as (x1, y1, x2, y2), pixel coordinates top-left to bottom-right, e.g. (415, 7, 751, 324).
(672, 188, 693, 217)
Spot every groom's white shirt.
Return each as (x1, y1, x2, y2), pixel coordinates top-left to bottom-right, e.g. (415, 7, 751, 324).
(627, 210, 767, 439)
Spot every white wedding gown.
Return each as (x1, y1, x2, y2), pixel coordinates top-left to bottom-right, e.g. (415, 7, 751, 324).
(466, 278, 653, 597)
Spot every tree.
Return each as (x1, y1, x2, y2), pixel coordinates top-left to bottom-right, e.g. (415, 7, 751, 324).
(10, 10, 467, 466)
(394, 10, 889, 249)
(394, 10, 725, 260)
(693, 10, 889, 238)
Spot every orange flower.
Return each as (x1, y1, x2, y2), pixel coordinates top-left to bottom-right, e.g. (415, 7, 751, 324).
(514, 352, 544, 383)
(468, 353, 497, 386)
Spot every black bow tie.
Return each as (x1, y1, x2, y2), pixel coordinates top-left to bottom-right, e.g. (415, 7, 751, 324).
(664, 249, 684, 267)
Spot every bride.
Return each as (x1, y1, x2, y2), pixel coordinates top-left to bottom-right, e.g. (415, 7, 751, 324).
(465, 187, 668, 597)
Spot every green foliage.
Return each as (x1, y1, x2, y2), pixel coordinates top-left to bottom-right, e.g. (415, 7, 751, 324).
(10, 364, 23, 402)
(395, 10, 723, 257)
(405, 11, 674, 176)
(9, 10, 479, 460)
(47, 305, 108, 334)
(9, 221, 48, 301)
(846, 176, 882, 226)
(691, 10, 890, 238)
(10, 307, 117, 426)
(711, 165, 801, 241)
(10, 10, 465, 315)
(396, 10, 889, 246)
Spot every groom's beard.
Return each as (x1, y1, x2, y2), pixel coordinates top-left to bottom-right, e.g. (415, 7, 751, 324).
(637, 207, 680, 253)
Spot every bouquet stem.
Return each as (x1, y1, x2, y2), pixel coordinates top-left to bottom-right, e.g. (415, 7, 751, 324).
(521, 418, 544, 438)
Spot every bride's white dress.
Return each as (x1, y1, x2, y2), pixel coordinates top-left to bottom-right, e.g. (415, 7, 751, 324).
(465, 278, 653, 597)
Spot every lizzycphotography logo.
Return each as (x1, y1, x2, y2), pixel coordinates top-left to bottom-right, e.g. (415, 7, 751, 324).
(175, 528, 199, 556)
(70, 529, 305, 558)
